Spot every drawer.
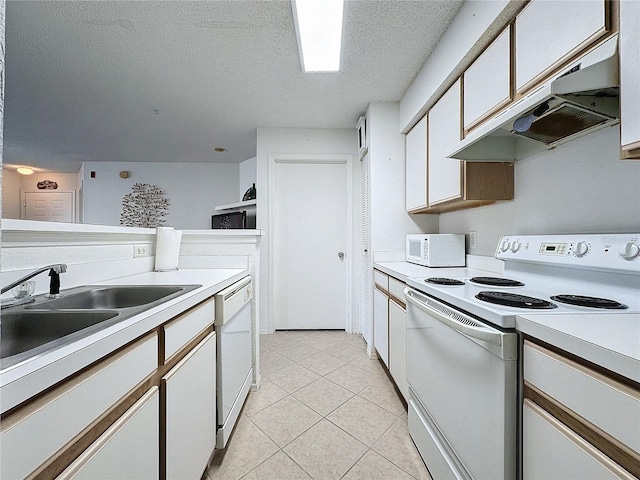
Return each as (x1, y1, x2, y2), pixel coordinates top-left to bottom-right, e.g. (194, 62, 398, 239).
(0, 333, 158, 480)
(164, 298, 214, 363)
(388, 277, 406, 304)
(523, 399, 635, 479)
(524, 341, 640, 454)
(373, 269, 389, 290)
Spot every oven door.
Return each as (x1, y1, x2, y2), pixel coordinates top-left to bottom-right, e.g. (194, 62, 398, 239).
(405, 287, 518, 480)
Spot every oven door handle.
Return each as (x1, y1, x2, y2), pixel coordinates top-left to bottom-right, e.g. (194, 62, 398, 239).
(405, 288, 503, 346)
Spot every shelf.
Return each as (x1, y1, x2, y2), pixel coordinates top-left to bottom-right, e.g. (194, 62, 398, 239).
(214, 199, 257, 211)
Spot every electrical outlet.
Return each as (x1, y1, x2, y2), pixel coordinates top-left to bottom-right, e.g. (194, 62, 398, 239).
(134, 245, 150, 257)
(469, 231, 478, 250)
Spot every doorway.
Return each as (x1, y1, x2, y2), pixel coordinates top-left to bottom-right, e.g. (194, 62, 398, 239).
(23, 191, 75, 222)
(270, 155, 352, 331)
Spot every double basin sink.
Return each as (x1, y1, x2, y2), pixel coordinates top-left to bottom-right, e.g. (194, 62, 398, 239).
(1, 284, 200, 369)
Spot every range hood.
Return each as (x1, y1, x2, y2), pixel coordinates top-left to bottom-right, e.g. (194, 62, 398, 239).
(448, 35, 619, 161)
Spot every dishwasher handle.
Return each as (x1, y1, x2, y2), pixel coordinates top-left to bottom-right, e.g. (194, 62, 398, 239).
(405, 288, 502, 346)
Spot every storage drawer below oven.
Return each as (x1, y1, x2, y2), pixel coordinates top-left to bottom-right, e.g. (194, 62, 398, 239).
(408, 394, 463, 480)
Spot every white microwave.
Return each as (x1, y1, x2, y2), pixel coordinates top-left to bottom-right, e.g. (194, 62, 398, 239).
(406, 234, 465, 267)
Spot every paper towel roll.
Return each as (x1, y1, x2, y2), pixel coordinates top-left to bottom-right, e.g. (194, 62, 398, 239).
(155, 227, 182, 272)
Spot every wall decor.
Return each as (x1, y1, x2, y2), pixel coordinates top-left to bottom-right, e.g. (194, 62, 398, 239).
(120, 183, 169, 228)
(37, 180, 58, 190)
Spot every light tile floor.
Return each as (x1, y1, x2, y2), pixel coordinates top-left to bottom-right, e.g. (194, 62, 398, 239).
(204, 330, 432, 480)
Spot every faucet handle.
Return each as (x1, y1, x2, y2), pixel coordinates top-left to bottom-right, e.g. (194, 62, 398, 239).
(47, 267, 64, 297)
(51, 264, 67, 274)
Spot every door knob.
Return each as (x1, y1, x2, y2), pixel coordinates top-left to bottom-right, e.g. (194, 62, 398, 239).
(338, 252, 345, 259)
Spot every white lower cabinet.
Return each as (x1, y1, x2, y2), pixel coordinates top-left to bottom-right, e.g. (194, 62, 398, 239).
(523, 340, 639, 479)
(59, 387, 160, 479)
(164, 331, 217, 480)
(388, 298, 408, 401)
(0, 333, 158, 480)
(373, 287, 389, 367)
(523, 399, 632, 479)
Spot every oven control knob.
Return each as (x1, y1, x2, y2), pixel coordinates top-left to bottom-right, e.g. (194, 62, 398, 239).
(510, 240, 521, 253)
(500, 239, 511, 252)
(574, 241, 589, 257)
(619, 242, 640, 260)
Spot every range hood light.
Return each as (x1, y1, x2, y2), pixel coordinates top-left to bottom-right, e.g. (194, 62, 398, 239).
(513, 102, 550, 133)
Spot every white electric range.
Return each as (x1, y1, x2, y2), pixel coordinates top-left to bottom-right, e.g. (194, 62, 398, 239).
(407, 233, 640, 327)
(404, 233, 640, 480)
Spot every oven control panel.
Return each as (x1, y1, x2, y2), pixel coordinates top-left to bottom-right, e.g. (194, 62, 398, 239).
(495, 234, 640, 273)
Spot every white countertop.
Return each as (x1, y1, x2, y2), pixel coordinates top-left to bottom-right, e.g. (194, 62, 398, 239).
(0, 268, 248, 413)
(374, 262, 478, 283)
(374, 256, 503, 283)
(516, 313, 640, 383)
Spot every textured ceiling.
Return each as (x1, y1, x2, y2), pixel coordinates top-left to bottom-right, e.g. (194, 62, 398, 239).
(3, 0, 463, 172)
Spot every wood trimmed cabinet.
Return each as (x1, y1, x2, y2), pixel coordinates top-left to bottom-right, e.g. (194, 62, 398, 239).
(372, 269, 408, 402)
(163, 332, 216, 480)
(0, 297, 218, 480)
(373, 270, 389, 367)
(405, 115, 428, 212)
(406, 79, 514, 214)
(58, 387, 160, 479)
(523, 340, 640, 479)
(619, 0, 640, 159)
(463, 25, 512, 132)
(514, 0, 610, 95)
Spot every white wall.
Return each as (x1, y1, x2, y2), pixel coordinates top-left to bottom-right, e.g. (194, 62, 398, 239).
(1, 170, 80, 219)
(367, 103, 438, 254)
(256, 128, 359, 334)
(82, 161, 239, 229)
(399, 0, 521, 131)
(439, 127, 640, 255)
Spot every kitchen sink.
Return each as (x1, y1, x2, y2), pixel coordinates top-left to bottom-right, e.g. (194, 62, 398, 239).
(1, 310, 120, 361)
(1, 284, 201, 369)
(28, 285, 190, 310)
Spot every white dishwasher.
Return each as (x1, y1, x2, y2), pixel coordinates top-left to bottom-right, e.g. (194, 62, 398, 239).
(215, 276, 253, 448)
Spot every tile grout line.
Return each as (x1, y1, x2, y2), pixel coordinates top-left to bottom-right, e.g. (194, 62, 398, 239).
(211, 332, 425, 480)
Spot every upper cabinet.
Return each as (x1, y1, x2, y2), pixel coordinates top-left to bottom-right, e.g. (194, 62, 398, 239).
(429, 79, 463, 206)
(620, 0, 640, 159)
(464, 26, 512, 132)
(406, 78, 514, 214)
(405, 115, 428, 212)
(515, 0, 609, 94)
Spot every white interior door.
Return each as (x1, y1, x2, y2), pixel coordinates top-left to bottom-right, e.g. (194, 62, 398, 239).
(24, 191, 75, 222)
(274, 158, 348, 330)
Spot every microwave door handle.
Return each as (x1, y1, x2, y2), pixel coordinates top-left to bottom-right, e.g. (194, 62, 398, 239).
(404, 288, 502, 346)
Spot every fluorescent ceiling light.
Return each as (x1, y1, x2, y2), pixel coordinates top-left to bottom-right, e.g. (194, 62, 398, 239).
(292, 0, 344, 72)
(16, 167, 34, 175)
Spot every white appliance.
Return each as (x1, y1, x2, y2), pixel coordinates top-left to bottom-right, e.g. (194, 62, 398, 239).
(406, 234, 465, 267)
(215, 276, 253, 448)
(448, 35, 619, 161)
(405, 233, 640, 480)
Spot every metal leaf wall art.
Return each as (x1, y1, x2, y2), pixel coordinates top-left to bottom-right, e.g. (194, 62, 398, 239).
(120, 183, 169, 228)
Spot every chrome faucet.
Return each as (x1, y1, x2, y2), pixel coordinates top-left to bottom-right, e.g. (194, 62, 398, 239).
(1, 264, 67, 307)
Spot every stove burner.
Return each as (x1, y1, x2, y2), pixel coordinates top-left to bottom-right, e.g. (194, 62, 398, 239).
(426, 277, 465, 286)
(476, 291, 557, 309)
(550, 295, 628, 310)
(470, 276, 525, 287)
